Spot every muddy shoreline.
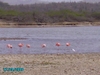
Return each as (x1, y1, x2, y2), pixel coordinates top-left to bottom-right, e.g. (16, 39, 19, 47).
(0, 21, 100, 28)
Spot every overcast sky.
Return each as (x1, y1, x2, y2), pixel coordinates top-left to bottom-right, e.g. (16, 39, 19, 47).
(1, 0, 100, 5)
(0, 0, 82, 5)
(42, 0, 81, 2)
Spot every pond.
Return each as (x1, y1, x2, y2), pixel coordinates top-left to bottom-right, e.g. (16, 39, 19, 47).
(0, 26, 100, 54)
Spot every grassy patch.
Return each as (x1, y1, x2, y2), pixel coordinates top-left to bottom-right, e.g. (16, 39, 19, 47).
(40, 61, 57, 65)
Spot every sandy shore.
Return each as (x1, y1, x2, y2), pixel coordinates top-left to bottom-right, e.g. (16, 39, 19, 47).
(0, 21, 100, 28)
(0, 53, 100, 75)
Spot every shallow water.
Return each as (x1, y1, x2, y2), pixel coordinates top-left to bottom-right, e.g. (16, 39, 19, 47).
(0, 26, 100, 54)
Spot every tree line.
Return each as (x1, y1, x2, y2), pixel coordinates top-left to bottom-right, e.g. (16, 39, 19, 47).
(0, 1, 100, 23)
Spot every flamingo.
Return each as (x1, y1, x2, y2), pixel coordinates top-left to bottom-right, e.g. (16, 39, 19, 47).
(26, 44, 30, 48)
(66, 43, 70, 46)
(10, 45, 13, 49)
(26, 44, 31, 54)
(42, 44, 46, 48)
(18, 43, 23, 53)
(56, 42, 61, 50)
(7, 44, 12, 54)
(7, 44, 12, 49)
(7, 44, 11, 48)
(18, 43, 23, 47)
(41, 44, 46, 54)
(56, 42, 60, 47)
(56, 42, 61, 51)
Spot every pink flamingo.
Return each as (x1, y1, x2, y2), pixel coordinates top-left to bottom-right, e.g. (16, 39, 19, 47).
(7, 44, 13, 54)
(7, 44, 12, 49)
(42, 44, 46, 54)
(7, 44, 11, 48)
(42, 44, 46, 48)
(10, 45, 13, 48)
(56, 42, 61, 50)
(66, 43, 70, 46)
(26, 44, 30, 48)
(26, 44, 31, 54)
(18, 43, 23, 53)
(18, 43, 23, 47)
(56, 42, 60, 47)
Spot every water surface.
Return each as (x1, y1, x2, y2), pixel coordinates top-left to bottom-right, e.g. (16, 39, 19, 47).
(0, 26, 100, 54)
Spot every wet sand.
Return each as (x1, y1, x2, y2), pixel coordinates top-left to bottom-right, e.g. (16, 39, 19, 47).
(0, 53, 100, 75)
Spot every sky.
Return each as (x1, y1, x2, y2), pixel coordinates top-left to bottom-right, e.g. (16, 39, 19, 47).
(42, 0, 81, 2)
(1, 0, 100, 5)
(0, 0, 82, 5)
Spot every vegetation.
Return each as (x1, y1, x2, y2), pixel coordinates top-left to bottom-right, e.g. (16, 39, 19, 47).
(0, 1, 100, 23)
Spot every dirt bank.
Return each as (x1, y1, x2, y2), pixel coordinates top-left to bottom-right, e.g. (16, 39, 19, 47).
(0, 20, 100, 28)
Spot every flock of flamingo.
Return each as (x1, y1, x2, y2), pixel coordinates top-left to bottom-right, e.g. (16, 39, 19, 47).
(7, 43, 31, 49)
(7, 42, 70, 48)
(7, 42, 75, 53)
